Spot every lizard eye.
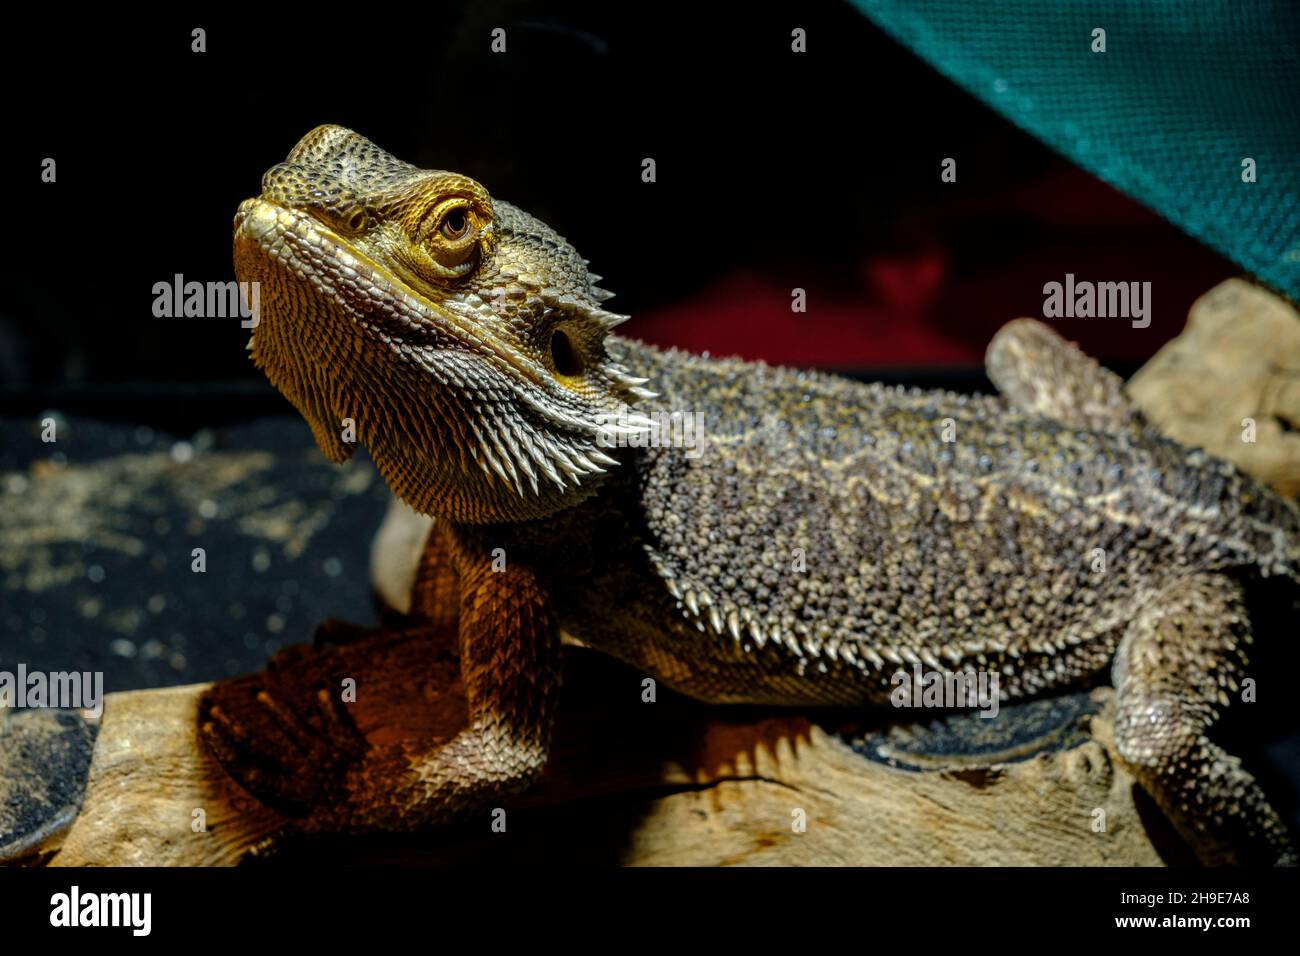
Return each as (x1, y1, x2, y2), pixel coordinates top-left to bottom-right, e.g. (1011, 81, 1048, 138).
(440, 207, 471, 241)
(416, 193, 490, 279)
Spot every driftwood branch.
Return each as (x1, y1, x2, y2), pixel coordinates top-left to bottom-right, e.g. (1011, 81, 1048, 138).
(5, 651, 1175, 866)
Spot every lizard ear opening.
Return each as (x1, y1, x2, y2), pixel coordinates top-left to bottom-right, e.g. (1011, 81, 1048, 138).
(550, 329, 585, 377)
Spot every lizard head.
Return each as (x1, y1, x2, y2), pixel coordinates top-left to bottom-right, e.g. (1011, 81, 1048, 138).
(233, 125, 655, 523)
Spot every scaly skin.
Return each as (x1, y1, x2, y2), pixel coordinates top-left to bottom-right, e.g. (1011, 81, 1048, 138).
(207, 125, 1300, 865)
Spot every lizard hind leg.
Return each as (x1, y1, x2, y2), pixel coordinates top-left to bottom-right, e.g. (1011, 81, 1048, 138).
(1111, 573, 1296, 866)
(986, 318, 1139, 431)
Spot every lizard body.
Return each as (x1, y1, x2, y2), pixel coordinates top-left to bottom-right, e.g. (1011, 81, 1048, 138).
(491, 339, 1296, 708)
(211, 126, 1299, 865)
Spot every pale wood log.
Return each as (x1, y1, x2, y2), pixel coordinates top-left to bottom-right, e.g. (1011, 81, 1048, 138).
(1129, 278, 1300, 498)
(6, 667, 1171, 866)
(49, 686, 287, 866)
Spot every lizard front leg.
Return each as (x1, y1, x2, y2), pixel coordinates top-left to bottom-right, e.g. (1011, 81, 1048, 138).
(1112, 573, 1296, 865)
(309, 537, 560, 832)
(200, 534, 559, 833)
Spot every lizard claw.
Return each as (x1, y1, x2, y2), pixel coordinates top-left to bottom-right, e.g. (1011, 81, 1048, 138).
(199, 649, 367, 818)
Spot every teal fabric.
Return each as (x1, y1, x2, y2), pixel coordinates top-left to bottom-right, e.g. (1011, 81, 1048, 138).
(851, 0, 1300, 301)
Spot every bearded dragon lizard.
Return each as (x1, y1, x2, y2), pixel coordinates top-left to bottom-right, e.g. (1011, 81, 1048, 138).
(210, 125, 1299, 865)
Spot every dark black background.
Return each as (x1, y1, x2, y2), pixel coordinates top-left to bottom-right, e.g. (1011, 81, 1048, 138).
(2, 0, 1236, 426)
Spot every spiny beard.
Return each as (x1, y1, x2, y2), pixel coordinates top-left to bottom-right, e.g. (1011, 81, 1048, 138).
(357, 351, 658, 522)
(463, 397, 655, 498)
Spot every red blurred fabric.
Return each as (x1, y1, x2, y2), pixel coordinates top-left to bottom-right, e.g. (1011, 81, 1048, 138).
(632, 166, 1237, 370)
